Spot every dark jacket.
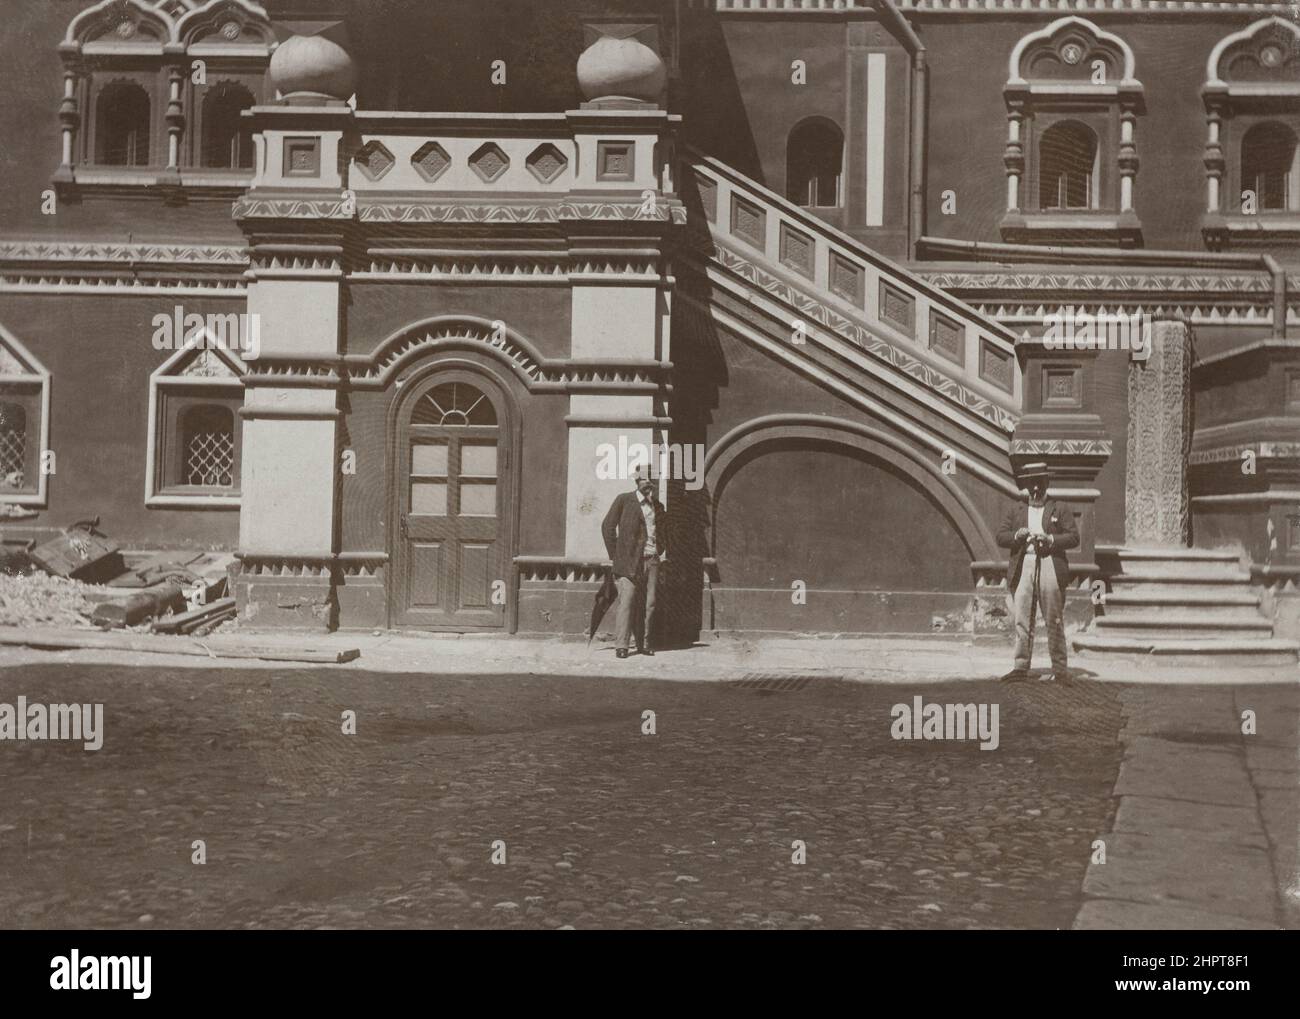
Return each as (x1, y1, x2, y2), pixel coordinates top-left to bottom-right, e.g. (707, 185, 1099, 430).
(601, 490, 666, 579)
(996, 499, 1079, 592)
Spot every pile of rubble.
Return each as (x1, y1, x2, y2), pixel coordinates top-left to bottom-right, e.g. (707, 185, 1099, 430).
(0, 517, 237, 634)
(0, 572, 102, 628)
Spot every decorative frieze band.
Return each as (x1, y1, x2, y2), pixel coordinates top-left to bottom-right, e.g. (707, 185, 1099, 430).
(692, 0, 1294, 13)
(0, 241, 248, 265)
(350, 254, 664, 283)
(1011, 438, 1115, 457)
(921, 271, 1274, 294)
(344, 316, 672, 391)
(356, 199, 687, 226)
(1188, 442, 1300, 465)
(237, 552, 387, 579)
(515, 557, 613, 584)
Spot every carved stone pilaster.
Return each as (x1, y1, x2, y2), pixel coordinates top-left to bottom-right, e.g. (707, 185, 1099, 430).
(1126, 319, 1192, 545)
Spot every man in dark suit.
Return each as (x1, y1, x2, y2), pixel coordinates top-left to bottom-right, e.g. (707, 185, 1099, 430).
(996, 461, 1078, 683)
(601, 467, 666, 659)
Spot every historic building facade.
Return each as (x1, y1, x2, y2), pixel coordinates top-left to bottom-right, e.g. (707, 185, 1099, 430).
(0, 0, 1296, 653)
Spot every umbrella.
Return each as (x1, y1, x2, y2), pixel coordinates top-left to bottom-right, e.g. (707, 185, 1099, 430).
(587, 569, 618, 646)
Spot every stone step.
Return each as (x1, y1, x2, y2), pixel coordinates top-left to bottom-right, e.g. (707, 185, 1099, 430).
(1109, 570, 1252, 588)
(1094, 615, 1275, 639)
(1112, 562, 1251, 581)
(1072, 634, 1299, 667)
(1104, 589, 1261, 607)
(1101, 546, 1243, 563)
(1102, 593, 1263, 620)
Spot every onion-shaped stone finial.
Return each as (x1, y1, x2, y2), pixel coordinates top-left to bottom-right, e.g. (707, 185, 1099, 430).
(577, 23, 666, 105)
(270, 32, 356, 102)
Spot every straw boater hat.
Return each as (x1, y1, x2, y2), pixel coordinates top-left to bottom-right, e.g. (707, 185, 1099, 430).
(1018, 461, 1051, 485)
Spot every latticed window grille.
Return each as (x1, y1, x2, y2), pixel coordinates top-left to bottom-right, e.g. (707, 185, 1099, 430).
(0, 402, 26, 489)
(182, 404, 235, 487)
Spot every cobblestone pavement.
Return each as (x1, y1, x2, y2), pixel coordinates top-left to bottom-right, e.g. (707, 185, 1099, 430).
(0, 662, 1233, 930)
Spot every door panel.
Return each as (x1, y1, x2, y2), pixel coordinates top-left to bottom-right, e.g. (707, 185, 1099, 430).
(459, 543, 492, 609)
(394, 378, 509, 629)
(408, 541, 446, 610)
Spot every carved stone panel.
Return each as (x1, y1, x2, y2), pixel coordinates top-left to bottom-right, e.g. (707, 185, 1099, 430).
(1126, 320, 1192, 546)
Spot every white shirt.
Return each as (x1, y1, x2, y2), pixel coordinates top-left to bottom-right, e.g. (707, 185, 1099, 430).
(1025, 504, 1046, 558)
(637, 490, 657, 556)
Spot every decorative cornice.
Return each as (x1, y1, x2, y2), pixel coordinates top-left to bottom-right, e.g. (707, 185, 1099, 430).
(898, 0, 1295, 13)
(920, 271, 1273, 294)
(357, 199, 687, 226)
(1189, 441, 1300, 465)
(0, 273, 246, 295)
(0, 240, 248, 266)
(233, 196, 354, 220)
(698, 242, 1019, 431)
(350, 254, 664, 283)
(237, 552, 386, 579)
(690, 0, 1296, 13)
(514, 556, 614, 583)
(1011, 437, 1114, 456)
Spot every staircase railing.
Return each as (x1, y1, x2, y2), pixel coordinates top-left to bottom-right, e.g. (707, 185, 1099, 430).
(684, 148, 1023, 422)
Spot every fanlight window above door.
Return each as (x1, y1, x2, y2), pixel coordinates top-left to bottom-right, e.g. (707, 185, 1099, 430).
(411, 382, 498, 427)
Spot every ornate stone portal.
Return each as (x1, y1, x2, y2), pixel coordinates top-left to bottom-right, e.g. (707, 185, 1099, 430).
(1125, 319, 1192, 545)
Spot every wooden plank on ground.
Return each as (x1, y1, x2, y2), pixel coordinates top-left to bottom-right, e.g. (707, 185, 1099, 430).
(0, 628, 359, 663)
(152, 596, 236, 634)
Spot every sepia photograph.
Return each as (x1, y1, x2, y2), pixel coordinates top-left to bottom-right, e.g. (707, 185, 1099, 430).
(0, 0, 1296, 994)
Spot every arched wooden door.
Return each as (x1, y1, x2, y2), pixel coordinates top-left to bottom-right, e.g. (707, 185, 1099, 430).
(392, 372, 512, 629)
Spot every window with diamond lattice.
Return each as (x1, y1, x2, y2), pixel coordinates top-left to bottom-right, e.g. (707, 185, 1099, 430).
(181, 404, 235, 487)
(0, 402, 27, 490)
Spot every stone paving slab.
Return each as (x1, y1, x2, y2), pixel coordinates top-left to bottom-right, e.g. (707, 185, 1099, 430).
(1073, 899, 1276, 930)
(1080, 831, 1277, 923)
(0, 627, 1297, 684)
(1112, 796, 1268, 849)
(1251, 768, 1299, 790)
(1254, 787, 1300, 929)
(1246, 745, 1300, 772)
(1113, 739, 1255, 806)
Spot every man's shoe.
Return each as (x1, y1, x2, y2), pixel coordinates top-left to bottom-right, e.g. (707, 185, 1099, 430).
(639, 646, 655, 656)
(1052, 670, 1073, 686)
(615, 649, 629, 659)
(1000, 668, 1029, 682)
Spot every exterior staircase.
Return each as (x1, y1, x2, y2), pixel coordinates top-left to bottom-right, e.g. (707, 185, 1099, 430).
(678, 149, 1023, 501)
(1074, 547, 1300, 666)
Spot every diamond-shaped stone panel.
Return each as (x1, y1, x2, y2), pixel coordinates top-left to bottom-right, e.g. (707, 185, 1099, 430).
(526, 143, 567, 185)
(354, 140, 394, 182)
(412, 141, 451, 183)
(469, 142, 509, 184)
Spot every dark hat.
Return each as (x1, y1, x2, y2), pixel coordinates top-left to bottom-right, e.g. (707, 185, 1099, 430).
(1018, 461, 1051, 484)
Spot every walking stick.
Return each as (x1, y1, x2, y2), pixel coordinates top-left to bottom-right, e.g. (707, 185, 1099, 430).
(1026, 543, 1043, 672)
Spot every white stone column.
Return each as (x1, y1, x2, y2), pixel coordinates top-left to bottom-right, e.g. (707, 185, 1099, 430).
(565, 283, 664, 560)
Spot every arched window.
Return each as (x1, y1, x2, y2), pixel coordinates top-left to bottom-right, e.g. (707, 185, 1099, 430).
(202, 83, 256, 169)
(1241, 122, 1298, 212)
(181, 404, 235, 487)
(95, 82, 151, 167)
(1038, 121, 1098, 210)
(786, 119, 843, 208)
